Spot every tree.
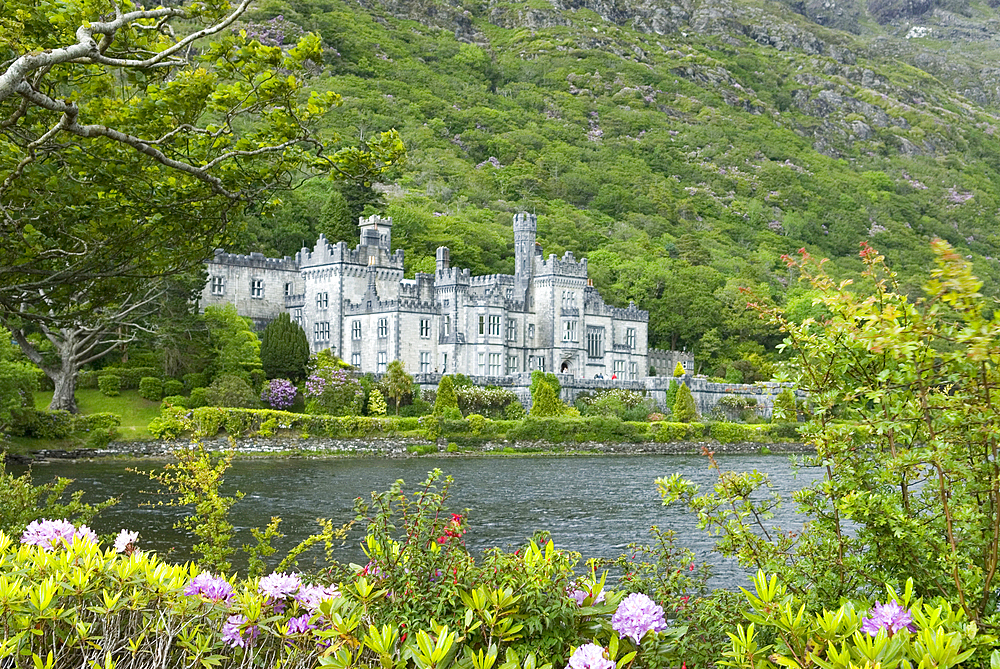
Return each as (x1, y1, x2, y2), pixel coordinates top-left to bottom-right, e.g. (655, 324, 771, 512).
(0, 0, 403, 412)
(663, 240, 1000, 620)
(530, 370, 561, 401)
(381, 360, 413, 415)
(0, 326, 36, 433)
(203, 304, 261, 383)
(0, 0, 404, 322)
(368, 388, 388, 416)
(529, 380, 563, 417)
(672, 384, 697, 423)
(11, 282, 162, 411)
(673, 362, 686, 377)
(434, 376, 461, 417)
(260, 313, 310, 381)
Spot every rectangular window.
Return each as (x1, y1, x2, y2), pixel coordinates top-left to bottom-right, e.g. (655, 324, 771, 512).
(629, 361, 637, 381)
(505, 288, 512, 300)
(477, 352, 485, 375)
(284, 282, 291, 296)
(626, 328, 636, 349)
(441, 353, 448, 373)
(528, 324, 535, 339)
(587, 328, 604, 358)
(443, 315, 451, 336)
(352, 320, 362, 340)
(316, 292, 328, 309)
(210, 276, 225, 295)
(537, 356, 546, 372)
(478, 315, 485, 336)
(488, 315, 501, 336)
(613, 360, 625, 378)
(314, 322, 329, 341)
(351, 352, 362, 367)
(250, 279, 263, 298)
(377, 318, 388, 338)
(420, 319, 431, 338)
(488, 353, 501, 376)
(506, 319, 517, 342)
(294, 309, 303, 326)
(562, 320, 577, 342)
(377, 352, 387, 373)
(322, 322, 330, 340)
(507, 355, 518, 374)
(420, 351, 431, 373)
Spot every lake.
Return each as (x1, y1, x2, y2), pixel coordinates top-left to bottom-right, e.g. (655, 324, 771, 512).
(12, 453, 821, 588)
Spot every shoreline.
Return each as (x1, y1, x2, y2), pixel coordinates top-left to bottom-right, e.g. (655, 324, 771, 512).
(7, 435, 813, 463)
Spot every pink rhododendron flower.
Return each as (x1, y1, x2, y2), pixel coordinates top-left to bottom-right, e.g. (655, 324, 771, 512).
(612, 593, 667, 644)
(567, 644, 614, 669)
(221, 614, 259, 648)
(184, 573, 234, 603)
(21, 519, 97, 551)
(861, 601, 916, 636)
(113, 529, 139, 553)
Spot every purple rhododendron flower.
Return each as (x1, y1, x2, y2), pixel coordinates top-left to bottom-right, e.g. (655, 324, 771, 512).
(612, 593, 667, 644)
(259, 572, 303, 600)
(262, 379, 297, 410)
(567, 644, 614, 669)
(21, 519, 97, 551)
(861, 601, 916, 636)
(184, 573, 234, 602)
(221, 614, 259, 648)
(569, 588, 606, 607)
(286, 613, 316, 635)
(294, 584, 340, 611)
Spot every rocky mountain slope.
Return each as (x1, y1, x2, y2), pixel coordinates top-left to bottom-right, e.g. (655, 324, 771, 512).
(238, 0, 1000, 370)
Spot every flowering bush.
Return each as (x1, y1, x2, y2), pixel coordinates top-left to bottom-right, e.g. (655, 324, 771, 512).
(304, 368, 364, 416)
(261, 378, 297, 410)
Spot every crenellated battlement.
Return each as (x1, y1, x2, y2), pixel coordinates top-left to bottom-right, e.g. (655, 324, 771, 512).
(209, 249, 298, 271)
(297, 235, 404, 269)
(469, 274, 514, 287)
(436, 267, 471, 284)
(536, 251, 588, 278)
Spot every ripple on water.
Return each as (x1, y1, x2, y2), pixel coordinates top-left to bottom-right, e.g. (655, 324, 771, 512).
(14, 453, 821, 589)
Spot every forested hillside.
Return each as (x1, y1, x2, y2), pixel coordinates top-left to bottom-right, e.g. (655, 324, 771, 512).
(232, 0, 1000, 374)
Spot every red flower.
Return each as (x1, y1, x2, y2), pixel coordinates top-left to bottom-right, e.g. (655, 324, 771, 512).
(437, 536, 447, 544)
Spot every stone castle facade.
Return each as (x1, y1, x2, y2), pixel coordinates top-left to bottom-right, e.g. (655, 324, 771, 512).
(200, 213, 652, 380)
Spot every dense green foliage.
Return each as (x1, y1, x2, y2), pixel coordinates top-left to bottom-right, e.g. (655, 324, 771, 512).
(434, 375, 462, 418)
(223, 0, 1000, 376)
(260, 313, 311, 381)
(672, 384, 697, 423)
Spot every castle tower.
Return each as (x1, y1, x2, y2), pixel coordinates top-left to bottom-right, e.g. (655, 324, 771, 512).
(513, 212, 536, 304)
(358, 214, 392, 251)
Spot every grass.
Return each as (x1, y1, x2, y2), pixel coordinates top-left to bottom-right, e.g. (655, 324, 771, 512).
(34, 389, 162, 440)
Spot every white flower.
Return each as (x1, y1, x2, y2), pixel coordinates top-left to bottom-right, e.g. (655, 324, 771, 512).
(113, 529, 139, 553)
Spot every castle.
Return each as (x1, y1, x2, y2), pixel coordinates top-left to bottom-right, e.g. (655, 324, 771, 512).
(199, 213, 655, 380)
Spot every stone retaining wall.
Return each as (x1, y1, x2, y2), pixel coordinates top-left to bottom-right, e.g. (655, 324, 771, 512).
(11, 437, 812, 462)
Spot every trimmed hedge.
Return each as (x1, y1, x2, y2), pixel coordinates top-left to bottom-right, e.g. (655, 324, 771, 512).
(139, 377, 163, 401)
(96, 367, 159, 390)
(707, 422, 773, 443)
(98, 375, 121, 397)
(507, 415, 651, 443)
(163, 379, 185, 396)
(8, 410, 121, 440)
(148, 407, 406, 440)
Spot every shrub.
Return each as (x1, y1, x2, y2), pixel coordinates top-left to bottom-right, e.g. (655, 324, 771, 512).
(381, 360, 413, 414)
(204, 374, 259, 409)
(434, 375, 460, 416)
(183, 372, 208, 390)
(673, 384, 697, 422)
(649, 421, 705, 441)
(709, 422, 771, 443)
(503, 400, 526, 420)
(139, 376, 163, 401)
(663, 380, 679, 411)
(579, 388, 657, 421)
(161, 395, 187, 409)
(163, 379, 185, 396)
(530, 370, 561, 401)
(713, 395, 758, 422)
(98, 374, 121, 397)
(77, 370, 99, 389)
(368, 388, 388, 416)
(304, 367, 363, 416)
(260, 378, 297, 410)
(260, 312, 310, 381)
(99, 367, 158, 389)
(188, 387, 209, 408)
(456, 385, 519, 418)
(673, 362, 686, 377)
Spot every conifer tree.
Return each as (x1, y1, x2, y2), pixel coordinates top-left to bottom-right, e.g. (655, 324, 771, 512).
(673, 362, 687, 377)
(673, 384, 698, 423)
(368, 388, 388, 416)
(664, 379, 679, 413)
(260, 313, 310, 381)
(530, 380, 563, 417)
(434, 375, 461, 418)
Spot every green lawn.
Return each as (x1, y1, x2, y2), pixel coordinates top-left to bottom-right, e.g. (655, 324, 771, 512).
(34, 388, 162, 440)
